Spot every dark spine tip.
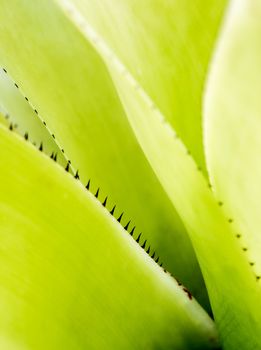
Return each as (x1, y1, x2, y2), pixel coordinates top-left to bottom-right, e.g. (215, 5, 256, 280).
(183, 288, 193, 300)
(141, 240, 147, 249)
(43, 121, 46, 126)
(102, 196, 107, 207)
(159, 263, 163, 267)
(86, 179, 90, 190)
(136, 233, 142, 243)
(151, 252, 155, 259)
(3, 68, 7, 73)
(24, 132, 28, 140)
(52, 134, 55, 139)
(117, 212, 124, 223)
(39, 142, 43, 151)
(155, 256, 159, 263)
(53, 153, 57, 162)
(14, 83, 19, 88)
(124, 221, 130, 231)
(50, 152, 54, 159)
(95, 188, 100, 198)
(146, 246, 150, 254)
(74, 170, 80, 179)
(34, 109, 38, 114)
(25, 96, 28, 101)
(110, 205, 116, 215)
(65, 162, 70, 172)
(9, 123, 13, 131)
(130, 226, 135, 236)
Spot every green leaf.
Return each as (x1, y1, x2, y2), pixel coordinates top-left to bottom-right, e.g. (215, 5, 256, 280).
(62, 0, 227, 172)
(0, 124, 218, 349)
(0, 0, 208, 308)
(59, 2, 261, 348)
(204, 0, 261, 280)
(0, 69, 67, 167)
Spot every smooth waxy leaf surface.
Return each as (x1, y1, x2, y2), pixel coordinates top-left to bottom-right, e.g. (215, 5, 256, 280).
(0, 69, 67, 166)
(204, 0, 261, 279)
(0, 125, 218, 349)
(0, 0, 209, 308)
(59, 2, 261, 348)
(65, 0, 227, 172)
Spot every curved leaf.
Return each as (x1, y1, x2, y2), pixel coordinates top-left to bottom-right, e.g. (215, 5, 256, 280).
(204, 0, 261, 279)
(0, 125, 218, 349)
(63, 0, 227, 172)
(0, 0, 208, 308)
(59, 3, 261, 348)
(0, 69, 67, 166)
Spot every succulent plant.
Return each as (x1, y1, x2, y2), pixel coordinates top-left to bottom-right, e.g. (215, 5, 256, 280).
(0, 1, 260, 349)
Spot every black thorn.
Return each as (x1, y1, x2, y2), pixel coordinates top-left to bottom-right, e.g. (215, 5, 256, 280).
(9, 123, 13, 131)
(110, 205, 116, 215)
(146, 246, 150, 254)
(155, 256, 159, 263)
(95, 188, 100, 198)
(3, 68, 7, 73)
(34, 109, 38, 114)
(25, 96, 28, 101)
(24, 132, 28, 140)
(61, 149, 64, 153)
(117, 212, 124, 223)
(124, 221, 130, 231)
(130, 226, 135, 236)
(159, 263, 163, 267)
(86, 179, 90, 190)
(39, 142, 43, 151)
(136, 233, 142, 243)
(102, 196, 107, 207)
(141, 240, 147, 249)
(53, 153, 57, 162)
(14, 83, 18, 88)
(151, 251, 155, 259)
(43, 121, 46, 126)
(52, 134, 55, 139)
(74, 170, 80, 179)
(65, 161, 70, 172)
(50, 152, 54, 159)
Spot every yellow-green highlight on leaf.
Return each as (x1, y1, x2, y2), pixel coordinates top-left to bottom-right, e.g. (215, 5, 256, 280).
(0, 124, 218, 350)
(64, 0, 227, 173)
(60, 3, 261, 348)
(0, 0, 209, 309)
(204, 0, 261, 279)
(0, 69, 67, 167)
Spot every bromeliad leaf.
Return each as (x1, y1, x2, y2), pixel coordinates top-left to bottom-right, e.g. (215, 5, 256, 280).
(0, 0, 209, 309)
(0, 124, 218, 349)
(56, 1, 261, 348)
